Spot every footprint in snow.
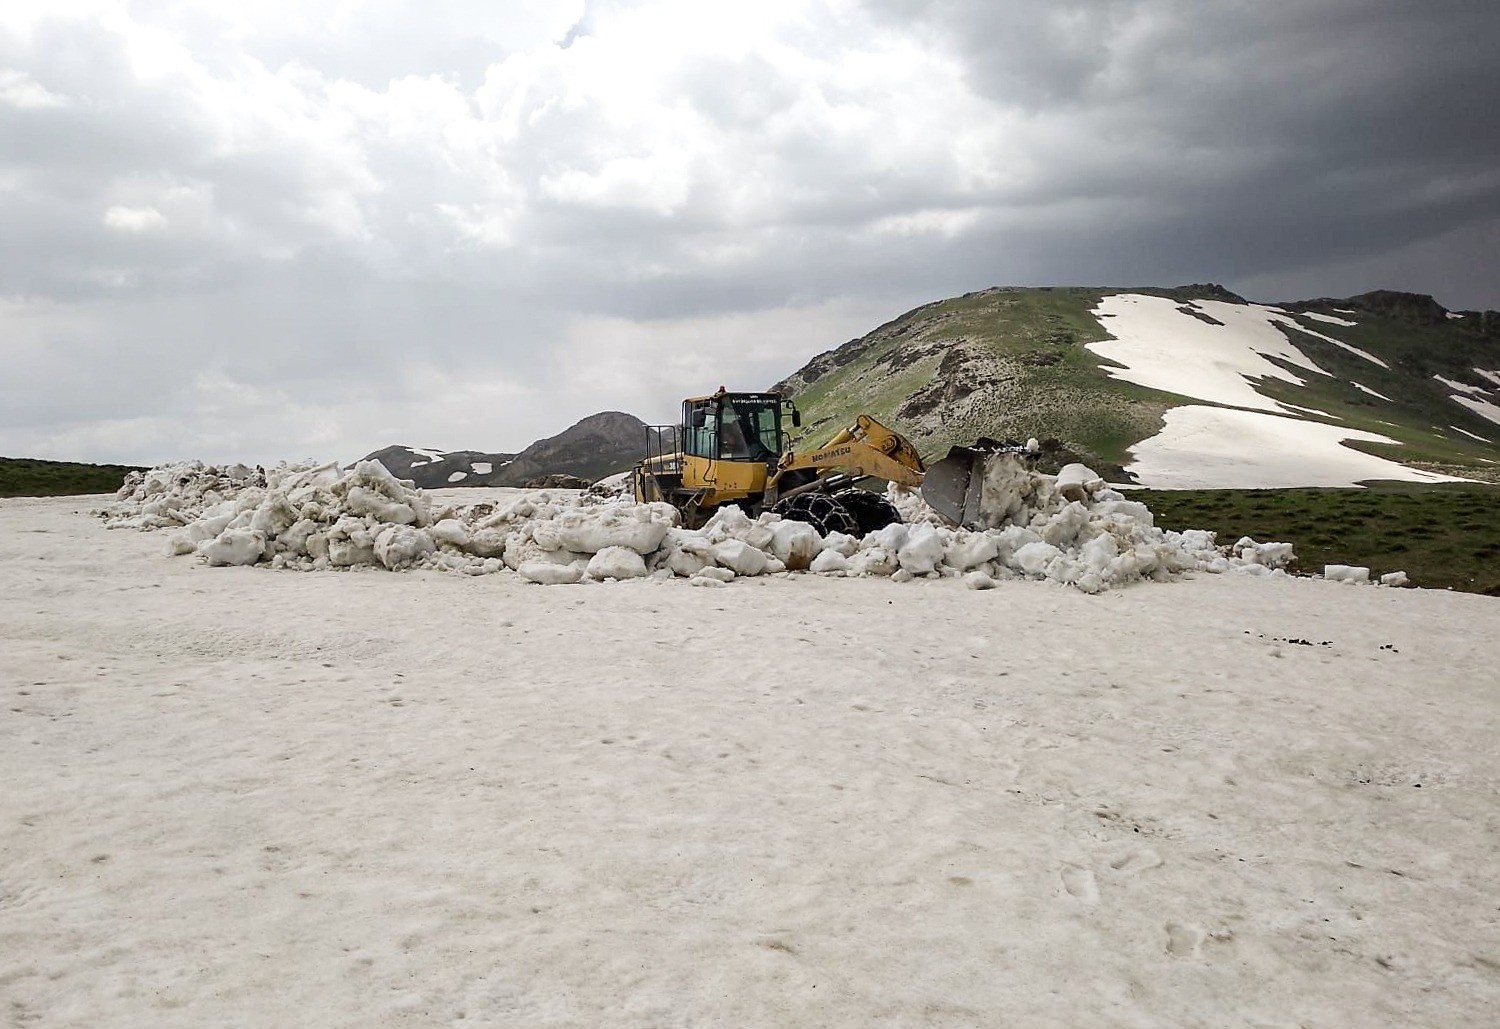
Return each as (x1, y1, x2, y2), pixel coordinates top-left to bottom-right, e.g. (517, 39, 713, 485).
(1060, 865, 1099, 903)
(1165, 922, 1207, 958)
(1108, 847, 1163, 876)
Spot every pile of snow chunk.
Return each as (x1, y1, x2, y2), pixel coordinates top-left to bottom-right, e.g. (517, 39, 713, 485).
(98, 455, 1304, 593)
(101, 460, 498, 574)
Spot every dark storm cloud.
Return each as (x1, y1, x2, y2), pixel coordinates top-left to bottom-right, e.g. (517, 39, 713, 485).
(858, 0, 1500, 297)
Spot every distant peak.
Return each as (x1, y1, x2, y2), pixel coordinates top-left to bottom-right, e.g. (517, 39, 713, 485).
(1172, 283, 1248, 304)
(1339, 290, 1449, 324)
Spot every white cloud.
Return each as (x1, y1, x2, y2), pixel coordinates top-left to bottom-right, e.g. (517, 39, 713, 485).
(103, 204, 166, 232)
(0, 67, 69, 108)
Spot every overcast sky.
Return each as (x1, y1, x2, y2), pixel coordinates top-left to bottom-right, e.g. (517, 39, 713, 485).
(3, 0, 1498, 464)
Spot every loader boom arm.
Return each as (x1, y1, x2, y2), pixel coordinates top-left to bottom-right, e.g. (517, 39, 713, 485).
(776, 414, 926, 489)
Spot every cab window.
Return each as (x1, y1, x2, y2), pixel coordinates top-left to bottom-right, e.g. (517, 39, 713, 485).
(684, 400, 718, 459)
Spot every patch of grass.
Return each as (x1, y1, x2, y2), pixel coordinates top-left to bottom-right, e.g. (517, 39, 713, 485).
(1136, 483, 1500, 595)
(0, 457, 143, 498)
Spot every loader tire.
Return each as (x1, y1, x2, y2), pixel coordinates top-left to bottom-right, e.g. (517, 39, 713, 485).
(771, 493, 859, 538)
(834, 490, 903, 536)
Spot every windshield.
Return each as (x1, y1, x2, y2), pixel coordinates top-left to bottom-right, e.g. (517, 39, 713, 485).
(721, 397, 781, 461)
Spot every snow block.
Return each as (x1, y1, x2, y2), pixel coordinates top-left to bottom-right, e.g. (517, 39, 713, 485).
(770, 520, 822, 570)
(465, 528, 507, 559)
(897, 524, 945, 575)
(1014, 541, 1062, 578)
(1234, 537, 1295, 569)
(345, 486, 417, 526)
(850, 546, 898, 577)
(712, 539, 768, 576)
(197, 529, 266, 567)
(810, 549, 851, 574)
(1324, 564, 1371, 584)
(375, 525, 436, 571)
(587, 547, 648, 580)
(944, 533, 1000, 572)
(430, 518, 470, 548)
(555, 507, 672, 554)
(821, 531, 860, 557)
(1054, 463, 1105, 502)
(519, 562, 584, 585)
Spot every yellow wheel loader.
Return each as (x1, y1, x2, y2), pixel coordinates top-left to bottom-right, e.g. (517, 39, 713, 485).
(631, 388, 1028, 534)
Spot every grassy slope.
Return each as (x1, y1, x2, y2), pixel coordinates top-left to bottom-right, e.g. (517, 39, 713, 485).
(782, 286, 1193, 476)
(778, 286, 1500, 481)
(1139, 484, 1500, 595)
(0, 457, 142, 498)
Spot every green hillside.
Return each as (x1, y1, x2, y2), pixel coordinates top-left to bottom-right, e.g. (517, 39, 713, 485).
(0, 457, 144, 498)
(771, 286, 1500, 482)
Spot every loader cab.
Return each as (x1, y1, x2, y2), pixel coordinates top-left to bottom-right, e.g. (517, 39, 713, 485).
(683, 392, 790, 464)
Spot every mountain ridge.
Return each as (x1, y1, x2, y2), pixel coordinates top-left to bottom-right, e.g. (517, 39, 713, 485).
(769, 285, 1500, 487)
(361, 410, 646, 489)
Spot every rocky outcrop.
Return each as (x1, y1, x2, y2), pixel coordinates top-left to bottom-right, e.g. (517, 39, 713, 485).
(1339, 290, 1450, 325)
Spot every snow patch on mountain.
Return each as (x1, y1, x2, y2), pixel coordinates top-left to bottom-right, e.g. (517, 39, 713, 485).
(1433, 373, 1500, 426)
(1451, 396, 1500, 427)
(1124, 407, 1467, 489)
(1435, 374, 1485, 396)
(1452, 426, 1493, 443)
(1089, 295, 1333, 413)
(1299, 311, 1358, 327)
(1088, 296, 1399, 421)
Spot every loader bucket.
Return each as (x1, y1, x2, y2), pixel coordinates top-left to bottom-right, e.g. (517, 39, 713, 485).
(921, 439, 1035, 529)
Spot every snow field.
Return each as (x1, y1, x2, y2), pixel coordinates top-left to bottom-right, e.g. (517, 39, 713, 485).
(99, 456, 1320, 594)
(1087, 295, 1387, 417)
(1123, 406, 1465, 490)
(6, 495, 1499, 1027)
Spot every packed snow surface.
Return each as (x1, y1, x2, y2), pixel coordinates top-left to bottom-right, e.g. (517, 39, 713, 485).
(96, 456, 1314, 594)
(3, 493, 1499, 1027)
(1125, 407, 1466, 489)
